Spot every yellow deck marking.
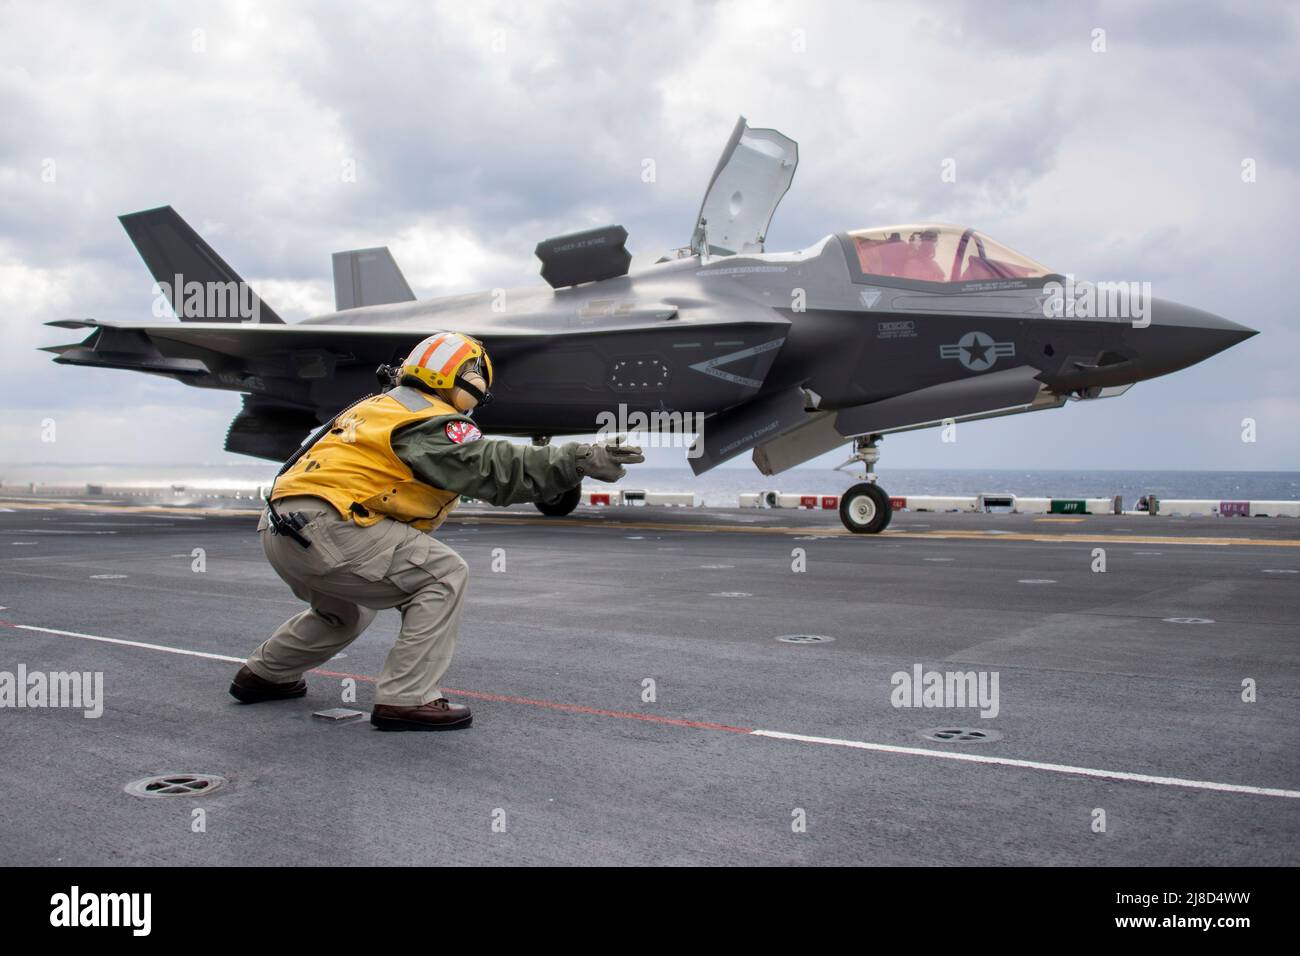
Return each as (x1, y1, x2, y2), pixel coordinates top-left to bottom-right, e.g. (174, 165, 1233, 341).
(452, 514, 1299, 548)
(2, 498, 1296, 547)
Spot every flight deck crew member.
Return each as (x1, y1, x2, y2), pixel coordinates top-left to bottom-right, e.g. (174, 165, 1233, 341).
(229, 331, 644, 731)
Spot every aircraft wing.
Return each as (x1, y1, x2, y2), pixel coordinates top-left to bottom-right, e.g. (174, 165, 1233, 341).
(44, 310, 789, 460)
(51, 199, 793, 464)
(42, 305, 767, 375)
(43, 319, 434, 460)
(46, 318, 425, 369)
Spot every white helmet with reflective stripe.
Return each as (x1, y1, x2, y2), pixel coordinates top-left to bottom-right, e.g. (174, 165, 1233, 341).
(400, 331, 493, 405)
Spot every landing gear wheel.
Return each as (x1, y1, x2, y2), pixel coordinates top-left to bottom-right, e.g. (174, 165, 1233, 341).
(839, 482, 892, 534)
(535, 485, 582, 517)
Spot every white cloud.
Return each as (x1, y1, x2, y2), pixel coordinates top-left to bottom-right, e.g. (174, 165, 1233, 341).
(1, 0, 1297, 474)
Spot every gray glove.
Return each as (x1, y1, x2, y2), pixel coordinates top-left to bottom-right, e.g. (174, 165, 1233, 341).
(575, 441, 645, 482)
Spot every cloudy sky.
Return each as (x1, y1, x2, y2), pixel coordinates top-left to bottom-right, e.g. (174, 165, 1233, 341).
(2, 0, 1297, 477)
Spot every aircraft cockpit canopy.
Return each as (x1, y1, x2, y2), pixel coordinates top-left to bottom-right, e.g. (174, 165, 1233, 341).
(847, 225, 1052, 283)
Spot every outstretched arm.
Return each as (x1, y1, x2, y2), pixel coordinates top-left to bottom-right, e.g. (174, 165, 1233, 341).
(392, 417, 583, 507)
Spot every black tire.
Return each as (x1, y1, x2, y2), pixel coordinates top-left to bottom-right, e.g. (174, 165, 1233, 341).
(534, 485, 582, 517)
(839, 482, 892, 534)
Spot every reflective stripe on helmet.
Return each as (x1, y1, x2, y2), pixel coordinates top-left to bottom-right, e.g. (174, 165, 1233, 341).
(417, 334, 471, 376)
(401, 331, 493, 394)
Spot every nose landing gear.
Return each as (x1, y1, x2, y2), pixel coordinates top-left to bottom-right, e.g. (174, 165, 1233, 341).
(836, 435, 893, 534)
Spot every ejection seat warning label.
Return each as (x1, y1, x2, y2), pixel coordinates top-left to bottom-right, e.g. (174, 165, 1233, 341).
(877, 320, 917, 340)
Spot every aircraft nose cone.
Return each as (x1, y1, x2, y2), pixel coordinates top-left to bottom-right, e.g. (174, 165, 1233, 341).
(1126, 299, 1257, 379)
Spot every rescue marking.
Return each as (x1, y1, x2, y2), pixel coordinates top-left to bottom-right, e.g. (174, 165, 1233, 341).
(6, 621, 1300, 800)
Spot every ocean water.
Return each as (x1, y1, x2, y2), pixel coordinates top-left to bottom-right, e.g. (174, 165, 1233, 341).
(3, 463, 1298, 508)
(683, 468, 1300, 508)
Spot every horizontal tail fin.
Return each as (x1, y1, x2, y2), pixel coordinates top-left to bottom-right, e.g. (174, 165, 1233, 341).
(118, 205, 284, 324)
(226, 396, 320, 461)
(331, 247, 416, 310)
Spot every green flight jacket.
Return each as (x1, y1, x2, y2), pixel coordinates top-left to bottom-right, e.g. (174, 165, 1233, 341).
(391, 415, 581, 507)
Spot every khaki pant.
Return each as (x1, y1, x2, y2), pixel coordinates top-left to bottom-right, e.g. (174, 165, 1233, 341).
(246, 495, 468, 706)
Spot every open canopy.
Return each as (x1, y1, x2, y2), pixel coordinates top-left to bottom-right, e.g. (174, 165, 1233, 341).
(847, 224, 1052, 283)
(691, 117, 798, 257)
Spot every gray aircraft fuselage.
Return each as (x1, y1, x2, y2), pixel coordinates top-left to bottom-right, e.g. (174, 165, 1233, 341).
(301, 232, 1254, 442)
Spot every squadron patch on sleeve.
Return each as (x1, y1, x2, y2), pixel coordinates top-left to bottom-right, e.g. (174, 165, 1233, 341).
(444, 420, 482, 444)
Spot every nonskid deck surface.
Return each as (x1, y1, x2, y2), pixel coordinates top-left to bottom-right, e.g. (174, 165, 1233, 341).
(1, 500, 1297, 865)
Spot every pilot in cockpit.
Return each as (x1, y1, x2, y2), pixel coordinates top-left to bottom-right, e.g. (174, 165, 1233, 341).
(903, 229, 945, 282)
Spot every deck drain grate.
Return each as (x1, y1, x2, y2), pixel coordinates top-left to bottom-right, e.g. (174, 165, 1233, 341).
(125, 773, 226, 798)
(775, 634, 835, 644)
(921, 727, 1003, 744)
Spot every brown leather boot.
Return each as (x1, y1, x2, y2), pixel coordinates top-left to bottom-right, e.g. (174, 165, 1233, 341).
(229, 665, 308, 703)
(371, 698, 472, 731)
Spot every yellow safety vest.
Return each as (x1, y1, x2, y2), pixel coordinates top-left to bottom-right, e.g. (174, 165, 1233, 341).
(272, 386, 462, 531)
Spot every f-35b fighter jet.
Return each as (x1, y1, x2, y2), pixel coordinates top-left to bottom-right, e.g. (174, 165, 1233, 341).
(46, 117, 1255, 532)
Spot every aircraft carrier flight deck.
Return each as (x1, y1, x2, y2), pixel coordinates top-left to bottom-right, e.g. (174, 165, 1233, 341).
(1, 496, 1296, 866)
